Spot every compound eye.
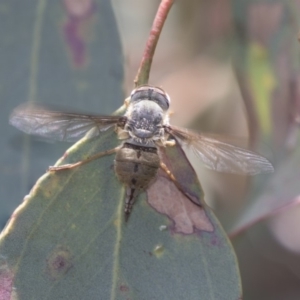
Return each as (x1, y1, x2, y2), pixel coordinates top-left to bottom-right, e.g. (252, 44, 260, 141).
(164, 93, 171, 108)
(130, 86, 170, 111)
(130, 88, 137, 97)
(154, 90, 170, 110)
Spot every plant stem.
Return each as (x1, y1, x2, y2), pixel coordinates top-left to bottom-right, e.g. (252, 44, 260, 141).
(134, 0, 174, 87)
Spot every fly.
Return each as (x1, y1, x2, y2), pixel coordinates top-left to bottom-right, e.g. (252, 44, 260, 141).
(9, 85, 274, 220)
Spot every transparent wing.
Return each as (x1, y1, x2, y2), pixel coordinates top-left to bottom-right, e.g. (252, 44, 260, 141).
(10, 103, 126, 142)
(165, 125, 274, 175)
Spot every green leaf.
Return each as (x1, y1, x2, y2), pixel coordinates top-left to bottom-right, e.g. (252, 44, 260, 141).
(0, 126, 242, 299)
(246, 43, 274, 135)
(0, 0, 123, 225)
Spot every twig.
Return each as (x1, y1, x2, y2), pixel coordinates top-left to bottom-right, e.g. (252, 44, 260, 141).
(134, 0, 174, 87)
(229, 196, 300, 239)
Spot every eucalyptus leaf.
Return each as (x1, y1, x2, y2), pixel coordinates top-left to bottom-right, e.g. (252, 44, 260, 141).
(0, 126, 242, 299)
(0, 0, 123, 226)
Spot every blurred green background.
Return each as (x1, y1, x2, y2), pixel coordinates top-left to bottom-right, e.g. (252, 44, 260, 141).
(2, 0, 300, 299)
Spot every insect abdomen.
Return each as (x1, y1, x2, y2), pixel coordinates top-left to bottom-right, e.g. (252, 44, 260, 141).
(114, 143, 160, 189)
(114, 143, 160, 220)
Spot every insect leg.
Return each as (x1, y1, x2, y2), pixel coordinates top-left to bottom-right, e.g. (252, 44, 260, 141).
(160, 162, 177, 182)
(159, 162, 202, 207)
(48, 147, 120, 172)
(164, 139, 176, 147)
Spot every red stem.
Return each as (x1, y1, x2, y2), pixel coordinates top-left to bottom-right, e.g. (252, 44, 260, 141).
(134, 0, 174, 87)
(229, 196, 300, 239)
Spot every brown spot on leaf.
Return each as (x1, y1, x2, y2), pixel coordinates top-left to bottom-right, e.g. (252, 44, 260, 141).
(148, 140, 214, 234)
(147, 175, 214, 234)
(210, 234, 222, 247)
(46, 246, 73, 280)
(119, 284, 129, 292)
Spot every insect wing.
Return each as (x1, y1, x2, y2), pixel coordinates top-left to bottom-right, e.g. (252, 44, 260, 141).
(10, 103, 125, 142)
(146, 142, 213, 234)
(166, 125, 274, 175)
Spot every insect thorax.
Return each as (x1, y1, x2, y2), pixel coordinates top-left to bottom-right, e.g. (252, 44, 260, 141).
(124, 100, 169, 145)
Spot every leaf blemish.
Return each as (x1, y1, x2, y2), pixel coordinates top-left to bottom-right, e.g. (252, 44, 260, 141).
(0, 264, 14, 300)
(143, 250, 153, 257)
(159, 225, 167, 231)
(210, 235, 220, 246)
(46, 246, 73, 280)
(119, 284, 129, 292)
(147, 176, 214, 234)
(153, 244, 164, 258)
(62, 0, 97, 67)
